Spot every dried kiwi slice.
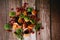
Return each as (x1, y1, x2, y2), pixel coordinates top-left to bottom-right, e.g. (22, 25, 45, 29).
(4, 23, 11, 30)
(27, 7, 33, 12)
(9, 11, 16, 17)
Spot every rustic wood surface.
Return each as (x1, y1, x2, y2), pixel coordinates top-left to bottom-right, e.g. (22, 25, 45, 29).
(39, 0, 50, 40)
(0, 0, 51, 40)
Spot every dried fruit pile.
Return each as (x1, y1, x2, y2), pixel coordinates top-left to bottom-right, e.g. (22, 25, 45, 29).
(4, 3, 42, 40)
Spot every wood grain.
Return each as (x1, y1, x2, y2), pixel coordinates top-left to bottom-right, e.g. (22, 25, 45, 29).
(0, 0, 51, 40)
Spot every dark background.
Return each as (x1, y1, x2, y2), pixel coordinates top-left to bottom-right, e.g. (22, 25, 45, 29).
(51, 0, 60, 40)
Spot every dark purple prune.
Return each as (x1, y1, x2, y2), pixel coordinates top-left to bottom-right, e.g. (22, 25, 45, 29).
(24, 29, 29, 34)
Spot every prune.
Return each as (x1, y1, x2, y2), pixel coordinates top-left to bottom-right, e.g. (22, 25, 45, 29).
(24, 29, 29, 34)
(14, 16, 19, 22)
(27, 12, 32, 15)
(26, 22, 31, 25)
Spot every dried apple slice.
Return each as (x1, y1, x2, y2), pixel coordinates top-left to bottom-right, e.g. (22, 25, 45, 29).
(12, 23, 21, 31)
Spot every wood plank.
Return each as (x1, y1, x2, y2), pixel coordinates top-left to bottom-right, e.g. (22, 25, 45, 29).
(0, 0, 9, 40)
(39, 0, 50, 40)
(0, 0, 22, 40)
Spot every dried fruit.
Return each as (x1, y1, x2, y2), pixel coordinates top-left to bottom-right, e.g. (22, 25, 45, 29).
(16, 11, 21, 16)
(28, 24, 34, 30)
(18, 18, 24, 23)
(4, 23, 11, 30)
(15, 28, 23, 35)
(24, 16, 30, 22)
(27, 7, 33, 12)
(24, 29, 29, 34)
(16, 7, 20, 12)
(12, 23, 21, 30)
(23, 23, 27, 29)
(30, 19, 35, 24)
(35, 23, 41, 31)
(23, 11, 27, 16)
(32, 10, 37, 15)
(9, 11, 16, 17)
